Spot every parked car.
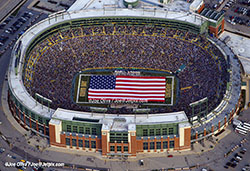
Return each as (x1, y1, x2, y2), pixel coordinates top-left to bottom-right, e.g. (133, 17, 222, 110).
(231, 163, 237, 168)
(221, 9, 226, 13)
(5, 28, 12, 34)
(240, 150, 246, 154)
(235, 153, 243, 158)
(4, 18, 11, 24)
(7, 154, 16, 159)
(234, 154, 242, 161)
(235, 7, 239, 12)
(227, 19, 236, 25)
(139, 159, 144, 166)
(231, 158, 238, 163)
(22, 13, 31, 19)
(20, 17, 27, 22)
(247, 10, 250, 17)
(24, 11, 33, 16)
(18, 18, 26, 23)
(0, 36, 8, 43)
(218, 0, 224, 4)
(13, 25, 20, 31)
(0, 148, 5, 153)
(243, 8, 248, 15)
(0, 23, 6, 29)
(13, 21, 23, 27)
(9, 26, 17, 33)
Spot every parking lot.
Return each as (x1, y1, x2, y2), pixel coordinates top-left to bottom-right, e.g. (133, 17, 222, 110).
(0, 7, 47, 58)
(204, 0, 250, 36)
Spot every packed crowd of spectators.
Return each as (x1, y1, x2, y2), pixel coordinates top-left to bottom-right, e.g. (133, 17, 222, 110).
(23, 24, 228, 117)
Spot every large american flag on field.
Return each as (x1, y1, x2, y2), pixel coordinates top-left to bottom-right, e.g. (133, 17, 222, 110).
(88, 75, 166, 102)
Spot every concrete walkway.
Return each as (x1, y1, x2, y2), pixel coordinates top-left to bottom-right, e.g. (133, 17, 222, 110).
(3, 78, 249, 171)
(1, 78, 232, 160)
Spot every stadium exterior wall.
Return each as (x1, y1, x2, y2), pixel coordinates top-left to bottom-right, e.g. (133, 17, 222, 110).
(209, 18, 224, 37)
(7, 8, 242, 157)
(47, 109, 192, 156)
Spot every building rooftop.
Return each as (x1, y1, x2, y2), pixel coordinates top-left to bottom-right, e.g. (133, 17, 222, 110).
(189, 0, 203, 12)
(68, 0, 191, 12)
(51, 108, 190, 131)
(200, 8, 224, 21)
(8, 1, 241, 136)
(50, 118, 61, 125)
(219, 31, 250, 74)
(8, 7, 205, 120)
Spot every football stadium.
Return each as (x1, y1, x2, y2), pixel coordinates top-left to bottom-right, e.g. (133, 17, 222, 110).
(7, 4, 242, 157)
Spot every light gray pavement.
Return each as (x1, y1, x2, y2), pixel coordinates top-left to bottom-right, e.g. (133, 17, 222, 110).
(0, 36, 249, 171)
(1, 72, 250, 171)
(28, 0, 76, 14)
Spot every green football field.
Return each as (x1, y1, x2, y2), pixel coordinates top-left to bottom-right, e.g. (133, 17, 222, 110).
(72, 68, 177, 107)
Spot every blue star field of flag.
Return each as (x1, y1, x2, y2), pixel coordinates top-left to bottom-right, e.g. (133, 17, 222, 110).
(89, 75, 116, 89)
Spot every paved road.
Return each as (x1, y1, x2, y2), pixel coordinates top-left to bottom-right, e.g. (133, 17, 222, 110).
(0, 0, 47, 107)
(0, 0, 26, 22)
(0, 0, 47, 170)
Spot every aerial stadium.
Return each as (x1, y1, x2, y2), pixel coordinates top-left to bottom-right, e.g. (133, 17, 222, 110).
(7, 0, 242, 157)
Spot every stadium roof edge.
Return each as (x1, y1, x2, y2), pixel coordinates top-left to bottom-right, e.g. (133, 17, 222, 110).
(7, 8, 206, 120)
(7, 7, 241, 134)
(51, 108, 190, 126)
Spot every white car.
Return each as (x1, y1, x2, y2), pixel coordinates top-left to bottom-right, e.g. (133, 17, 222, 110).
(139, 159, 144, 166)
(7, 154, 16, 159)
(5, 30, 10, 33)
(231, 21, 236, 25)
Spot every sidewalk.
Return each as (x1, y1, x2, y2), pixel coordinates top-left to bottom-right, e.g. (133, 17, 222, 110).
(2, 79, 249, 171)
(1, 80, 29, 136)
(1, 79, 234, 162)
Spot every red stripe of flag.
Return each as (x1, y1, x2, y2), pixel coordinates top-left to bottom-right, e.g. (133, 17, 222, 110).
(88, 90, 164, 94)
(116, 76, 164, 79)
(88, 76, 166, 102)
(115, 88, 166, 91)
(88, 95, 164, 98)
(116, 84, 165, 87)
